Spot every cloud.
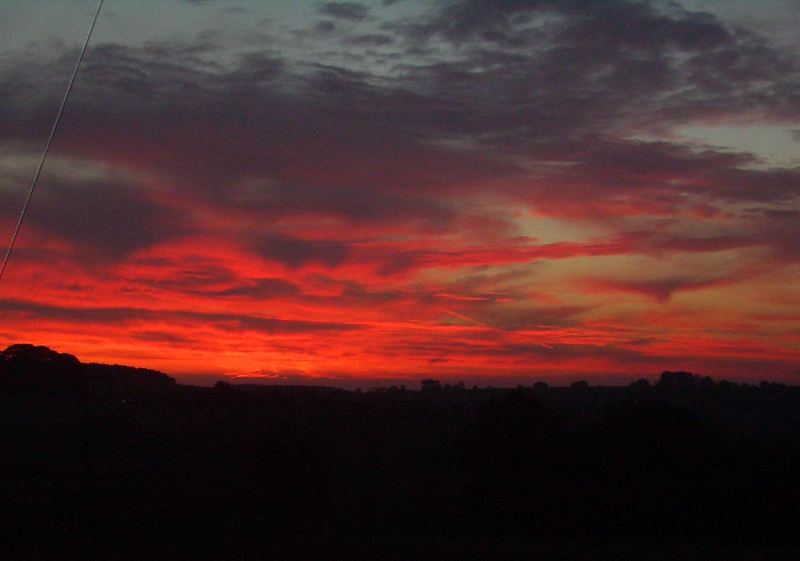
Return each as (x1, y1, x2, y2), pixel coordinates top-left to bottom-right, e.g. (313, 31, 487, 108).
(586, 276, 737, 302)
(0, 160, 183, 261)
(209, 277, 301, 299)
(130, 330, 197, 344)
(0, 1, 798, 379)
(227, 179, 454, 227)
(0, 298, 363, 334)
(392, 0, 799, 137)
(318, 2, 369, 22)
(344, 33, 394, 47)
(135, 264, 302, 299)
(3, 10, 796, 241)
(255, 234, 351, 268)
(315, 20, 337, 34)
(753, 209, 800, 259)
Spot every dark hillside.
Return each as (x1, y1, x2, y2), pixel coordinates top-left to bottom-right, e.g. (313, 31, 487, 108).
(1, 346, 799, 560)
(1, 344, 175, 397)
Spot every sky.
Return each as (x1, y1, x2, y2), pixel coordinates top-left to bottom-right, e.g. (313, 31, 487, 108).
(0, 0, 798, 386)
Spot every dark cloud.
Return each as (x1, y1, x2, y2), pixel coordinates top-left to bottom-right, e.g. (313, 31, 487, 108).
(230, 180, 454, 226)
(378, 337, 652, 366)
(5, 44, 511, 217)
(131, 264, 301, 301)
(255, 234, 350, 268)
(319, 2, 369, 22)
(315, 20, 337, 34)
(623, 230, 756, 254)
(393, 0, 799, 135)
(5, 35, 790, 204)
(0, 298, 362, 334)
(611, 207, 800, 268)
(492, 342, 651, 364)
(512, 139, 800, 217)
(1, 1, 798, 381)
(210, 277, 300, 299)
(0, 0, 797, 267)
(0, 170, 182, 261)
(753, 209, 800, 259)
(421, 0, 732, 50)
(131, 330, 197, 344)
(344, 33, 394, 47)
(589, 276, 736, 302)
(477, 305, 587, 330)
(135, 264, 240, 293)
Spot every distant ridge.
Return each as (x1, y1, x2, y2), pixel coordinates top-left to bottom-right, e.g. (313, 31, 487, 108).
(0, 343, 175, 395)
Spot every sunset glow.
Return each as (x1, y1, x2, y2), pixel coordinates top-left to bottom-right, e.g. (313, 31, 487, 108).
(1, 0, 799, 384)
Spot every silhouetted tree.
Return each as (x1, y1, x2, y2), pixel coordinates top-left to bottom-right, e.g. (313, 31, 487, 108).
(420, 379, 442, 392)
(0, 344, 82, 394)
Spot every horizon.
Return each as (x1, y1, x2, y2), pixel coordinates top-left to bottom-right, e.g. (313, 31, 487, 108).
(3, 341, 796, 390)
(1, 1, 799, 383)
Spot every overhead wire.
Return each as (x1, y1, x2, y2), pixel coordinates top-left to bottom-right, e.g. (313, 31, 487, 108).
(0, 0, 105, 284)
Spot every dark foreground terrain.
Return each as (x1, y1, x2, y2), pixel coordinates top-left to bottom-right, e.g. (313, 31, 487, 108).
(2, 344, 799, 560)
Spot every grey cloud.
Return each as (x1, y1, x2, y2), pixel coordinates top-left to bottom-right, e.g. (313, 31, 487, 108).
(255, 234, 350, 268)
(592, 276, 737, 302)
(523, 139, 800, 212)
(491, 342, 650, 363)
(132, 262, 303, 300)
(315, 20, 337, 34)
(626, 230, 756, 254)
(210, 277, 300, 298)
(0, 170, 182, 261)
(752, 209, 800, 259)
(131, 331, 197, 344)
(473, 305, 587, 330)
(232, 180, 453, 226)
(420, 0, 731, 50)
(0, 0, 798, 262)
(319, 2, 369, 22)
(397, 0, 799, 132)
(0, 298, 362, 334)
(345, 33, 394, 47)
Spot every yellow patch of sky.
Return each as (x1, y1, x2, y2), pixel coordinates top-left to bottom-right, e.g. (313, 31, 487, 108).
(545, 248, 750, 285)
(512, 208, 611, 244)
(0, 147, 137, 196)
(675, 123, 800, 169)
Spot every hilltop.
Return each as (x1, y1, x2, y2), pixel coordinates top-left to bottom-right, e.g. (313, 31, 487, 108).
(0, 343, 175, 396)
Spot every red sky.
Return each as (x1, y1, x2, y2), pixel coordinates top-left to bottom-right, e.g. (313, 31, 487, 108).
(1, 0, 799, 385)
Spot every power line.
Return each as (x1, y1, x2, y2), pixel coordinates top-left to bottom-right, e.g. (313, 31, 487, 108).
(0, 0, 105, 284)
